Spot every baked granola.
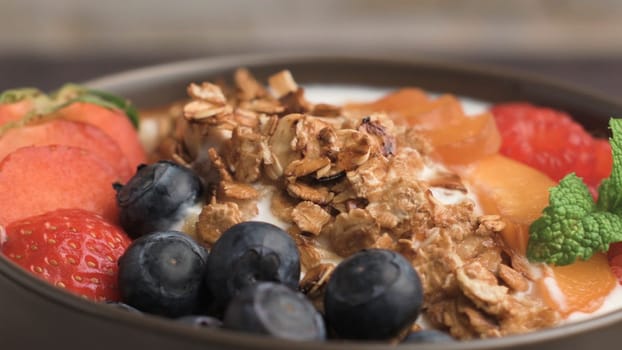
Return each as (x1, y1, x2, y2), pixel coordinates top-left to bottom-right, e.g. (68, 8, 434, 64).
(153, 69, 559, 340)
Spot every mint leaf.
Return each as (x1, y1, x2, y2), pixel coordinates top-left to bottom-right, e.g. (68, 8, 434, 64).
(527, 174, 599, 265)
(528, 118, 622, 266)
(598, 119, 622, 214)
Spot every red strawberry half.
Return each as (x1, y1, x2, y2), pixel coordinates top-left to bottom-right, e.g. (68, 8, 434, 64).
(491, 102, 612, 191)
(1, 208, 131, 301)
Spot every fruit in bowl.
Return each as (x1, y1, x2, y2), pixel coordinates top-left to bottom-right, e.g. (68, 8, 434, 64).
(0, 58, 621, 349)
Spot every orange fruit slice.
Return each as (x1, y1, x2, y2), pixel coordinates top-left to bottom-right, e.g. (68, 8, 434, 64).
(422, 111, 501, 165)
(537, 253, 616, 317)
(344, 89, 465, 128)
(457, 154, 556, 254)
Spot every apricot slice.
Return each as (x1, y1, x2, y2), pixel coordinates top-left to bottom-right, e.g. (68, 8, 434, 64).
(537, 253, 616, 317)
(457, 154, 556, 254)
(404, 94, 466, 130)
(422, 112, 501, 165)
(344, 89, 466, 127)
(344, 88, 429, 120)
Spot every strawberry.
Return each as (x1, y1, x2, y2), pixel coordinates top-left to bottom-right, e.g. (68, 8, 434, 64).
(491, 103, 609, 190)
(0, 119, 132, 180)
(55, 102, 147, 170)
(0, 145, 120, 226)
(610, 265, 622, 286)
(0, 100, 32, 127)
(1, 208, 131, 301)
(0, 85, 147, 171)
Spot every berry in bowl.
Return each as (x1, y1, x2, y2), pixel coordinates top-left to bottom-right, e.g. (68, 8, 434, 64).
(0, 55, 621, 350)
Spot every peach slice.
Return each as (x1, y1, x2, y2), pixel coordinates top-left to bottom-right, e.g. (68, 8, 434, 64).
(344, 89, 465, 128)
(457, 154, 556, 254)
(537, 253, 616, 317)
(344, 88, 429, 118)
(422, 112, 501, 165)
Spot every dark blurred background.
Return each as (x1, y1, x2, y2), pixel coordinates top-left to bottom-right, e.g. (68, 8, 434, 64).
(1, 0, 621, 101)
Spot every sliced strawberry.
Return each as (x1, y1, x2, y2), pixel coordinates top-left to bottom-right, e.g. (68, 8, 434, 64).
(608, 242, 622, 261)
(0, 145, 119, 226)
(492, 103, 593, 181)
(1, 209, 131, 301)
(610, 265, 622, 285)
(0, 119, 132, 181)
(491, 103, 609, 190)
(54, 102, 147, 170)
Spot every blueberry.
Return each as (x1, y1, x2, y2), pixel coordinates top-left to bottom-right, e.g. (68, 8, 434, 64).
(176, 315, 222, 329)
(223, 282, 325, 341)
(114, 161, 203, 239)
(118, 231, 208, 318)
(402, 330, 455, 343)
(205, 221, 300, 314)
(324, 249, 423, 340)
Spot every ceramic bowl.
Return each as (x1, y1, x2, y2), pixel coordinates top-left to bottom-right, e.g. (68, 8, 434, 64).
(1, 53, 621, 350)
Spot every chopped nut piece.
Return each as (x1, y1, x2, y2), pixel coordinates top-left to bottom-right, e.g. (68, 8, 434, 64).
(268, 70, 298, 98)
(291, 201, 331, 235)
(359, 116, 396, 156)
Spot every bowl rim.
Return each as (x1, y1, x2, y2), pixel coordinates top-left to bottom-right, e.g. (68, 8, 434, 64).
(2, 52, 622, 349)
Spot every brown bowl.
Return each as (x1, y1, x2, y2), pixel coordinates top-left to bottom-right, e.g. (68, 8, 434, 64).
(1, 53, 621, 350)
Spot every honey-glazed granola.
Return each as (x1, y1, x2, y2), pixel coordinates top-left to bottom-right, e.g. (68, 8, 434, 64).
(151, 69, 559, 339)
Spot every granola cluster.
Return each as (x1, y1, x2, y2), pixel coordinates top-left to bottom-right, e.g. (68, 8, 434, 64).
(154, 69, 559, 339)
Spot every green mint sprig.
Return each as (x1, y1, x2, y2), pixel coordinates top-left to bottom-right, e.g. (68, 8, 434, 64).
(527, 118, 622, 265)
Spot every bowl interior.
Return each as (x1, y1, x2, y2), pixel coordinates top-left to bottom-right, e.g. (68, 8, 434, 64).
(1, 54, 622, 350)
